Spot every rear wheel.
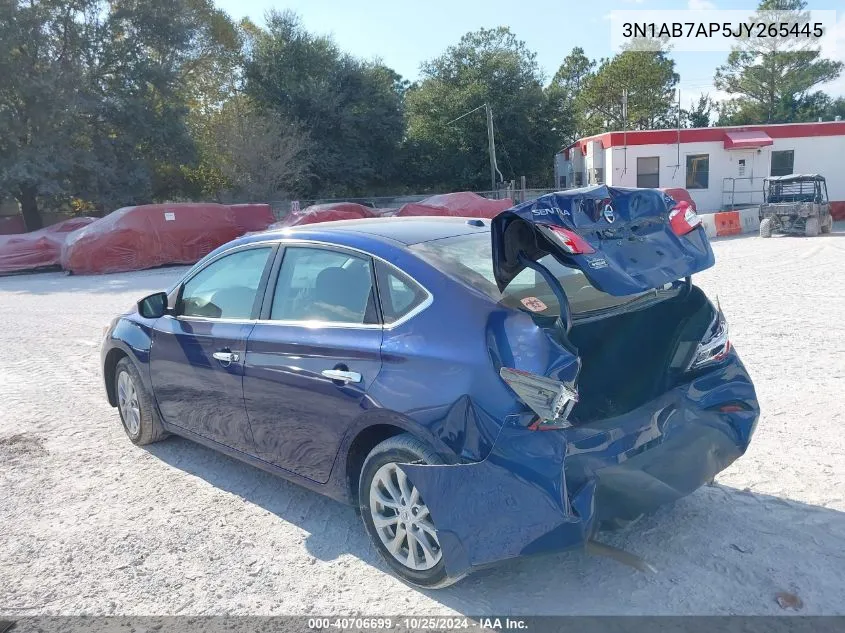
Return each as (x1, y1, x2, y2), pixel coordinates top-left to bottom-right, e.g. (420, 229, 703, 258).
(359, 433, 457, 588)
(805, 217, 820, 237)
(115, 357, 168, 446)
(759, 218, 772, 238)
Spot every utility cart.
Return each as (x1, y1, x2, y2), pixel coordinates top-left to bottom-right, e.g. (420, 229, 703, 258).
(759, 174, 833, 238)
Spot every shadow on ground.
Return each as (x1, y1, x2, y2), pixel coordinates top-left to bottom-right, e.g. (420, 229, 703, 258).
(147, 436, 845, 615)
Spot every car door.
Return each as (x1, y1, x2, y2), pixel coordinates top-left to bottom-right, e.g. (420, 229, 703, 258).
(149, 244, 276, 453)
(243, 244, 383, 483)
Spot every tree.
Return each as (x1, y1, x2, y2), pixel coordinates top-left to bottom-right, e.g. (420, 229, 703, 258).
(0, 0, 97, 230)
(243, 11, 405, 198)
(714, 0, 843, 124)
(0, 0, 240, 229)
(577, 51, 679, 134)
(824, 97, 845, 121)
(546, 47, 595, 147)
(404, 27, 556, 191)
(189, 97, 311, 201)
(684, 94, 715, 128)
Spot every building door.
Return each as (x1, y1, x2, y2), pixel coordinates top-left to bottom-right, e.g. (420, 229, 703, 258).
(731, 151, 759, 207)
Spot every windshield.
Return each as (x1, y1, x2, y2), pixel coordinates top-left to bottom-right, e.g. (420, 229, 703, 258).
(411, 233, 676, 318)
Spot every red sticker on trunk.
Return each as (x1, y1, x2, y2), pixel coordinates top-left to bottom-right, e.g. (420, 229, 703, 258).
(520, 297, 548, 312)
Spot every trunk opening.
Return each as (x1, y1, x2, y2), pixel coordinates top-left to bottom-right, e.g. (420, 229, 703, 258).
(568, 285, 715, 424)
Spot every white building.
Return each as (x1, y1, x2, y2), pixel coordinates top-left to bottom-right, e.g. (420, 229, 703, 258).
(555, 120, 845, 213)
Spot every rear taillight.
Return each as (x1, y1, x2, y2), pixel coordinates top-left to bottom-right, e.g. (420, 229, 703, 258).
(688, 307, 731, 370)
(499, 367, 578, 429)
(540, 225, 596, 255)
(669, 203, 702, 236)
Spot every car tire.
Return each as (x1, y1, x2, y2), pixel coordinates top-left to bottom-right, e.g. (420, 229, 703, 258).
(359, 433, 458, 588)
(114, 357, 168, 446)
(759, 218, 772, 238)
(805, 217, 820, 237)
(821, 215, 833, 234)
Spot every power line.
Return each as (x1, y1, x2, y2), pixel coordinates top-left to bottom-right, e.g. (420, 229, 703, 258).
(444, 103, 488, 127)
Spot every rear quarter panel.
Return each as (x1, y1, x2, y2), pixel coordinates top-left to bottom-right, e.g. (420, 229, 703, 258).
(363, 246, 577, 463)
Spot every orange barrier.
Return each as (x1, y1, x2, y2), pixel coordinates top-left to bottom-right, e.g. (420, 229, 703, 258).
(714, 211, 742, 236)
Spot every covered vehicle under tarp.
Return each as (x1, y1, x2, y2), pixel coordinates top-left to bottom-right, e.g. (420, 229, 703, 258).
(61, 203, 245, 275)
(0, 217, 96, 275)
(396, 192, 513, 218)
(228, 204, 275, 232)
(274, 202, 376, 228)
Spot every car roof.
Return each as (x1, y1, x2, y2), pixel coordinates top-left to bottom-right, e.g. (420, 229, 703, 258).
(241, 216, 491, 246)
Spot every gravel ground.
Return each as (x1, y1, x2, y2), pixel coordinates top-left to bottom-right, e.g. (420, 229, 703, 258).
(1, 225, 844, 616)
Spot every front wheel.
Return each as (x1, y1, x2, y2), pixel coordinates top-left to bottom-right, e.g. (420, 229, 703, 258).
(759, 218, 772, 238)
(359, 434, 457, 588)
(114, 357, 168, 446)
(805, 217, 820, 237)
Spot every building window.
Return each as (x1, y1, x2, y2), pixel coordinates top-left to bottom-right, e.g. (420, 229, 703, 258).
(637, 157, 659, 188)
(685, 154, 709, 189)
(771, 150, 794, 177)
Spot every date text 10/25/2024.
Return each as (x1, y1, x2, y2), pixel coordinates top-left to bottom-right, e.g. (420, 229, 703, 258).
(306, 617, 529, 630)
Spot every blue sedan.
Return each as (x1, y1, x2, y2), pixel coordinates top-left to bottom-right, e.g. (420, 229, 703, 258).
(101, 186, 759, 587)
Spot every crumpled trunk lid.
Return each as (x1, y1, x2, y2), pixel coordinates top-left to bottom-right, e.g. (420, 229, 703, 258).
(491, 185, 714, 295)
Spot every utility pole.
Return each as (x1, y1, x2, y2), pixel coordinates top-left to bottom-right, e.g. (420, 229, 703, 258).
(674, 88, 682, 178)
(622, 89, 629, 176)
(486, 104, 498, 193)
(445, 103, 502, 193)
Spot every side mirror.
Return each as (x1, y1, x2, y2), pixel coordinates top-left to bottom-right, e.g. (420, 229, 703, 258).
(138, 291, 169, 319)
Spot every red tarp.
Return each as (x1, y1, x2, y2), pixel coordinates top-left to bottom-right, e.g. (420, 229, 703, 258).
(61, 203, 245, 275)
(830, 201, 845, 221)
(228, 203, 276, 232)
(723, 130, 773, 149)
(0, 212, 83, 235)
(274, 202, 377, 228)
(0, 217, 96, 274)
(396, 192, 513, 218)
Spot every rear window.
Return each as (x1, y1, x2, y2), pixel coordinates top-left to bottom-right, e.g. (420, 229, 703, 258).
(410, 233, 651, 318)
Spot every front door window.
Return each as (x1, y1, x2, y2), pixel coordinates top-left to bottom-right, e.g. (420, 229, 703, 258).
(180, 247, 272, 319)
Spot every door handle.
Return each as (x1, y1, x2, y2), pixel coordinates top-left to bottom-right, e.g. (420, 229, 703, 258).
(213, 351, 240, 363)
(321, 369, 362, 384)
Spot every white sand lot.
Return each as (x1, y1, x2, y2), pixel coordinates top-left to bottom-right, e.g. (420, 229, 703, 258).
(1, 225, 844, 616)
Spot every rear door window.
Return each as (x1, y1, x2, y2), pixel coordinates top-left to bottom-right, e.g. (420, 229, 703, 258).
(269, 247, 379, 325)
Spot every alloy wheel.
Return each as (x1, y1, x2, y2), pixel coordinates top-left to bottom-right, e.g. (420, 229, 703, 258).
(369, 462, 442, 571)
(117, 371, 141, 436)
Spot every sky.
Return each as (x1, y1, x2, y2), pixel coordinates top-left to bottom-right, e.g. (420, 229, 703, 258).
(214, 0, 845, 108)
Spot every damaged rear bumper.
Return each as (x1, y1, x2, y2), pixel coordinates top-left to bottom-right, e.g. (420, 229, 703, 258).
(399, 355, 759, 578)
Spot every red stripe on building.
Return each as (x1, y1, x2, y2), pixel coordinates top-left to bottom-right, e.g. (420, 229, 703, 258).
(567, 121, 845, 154)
